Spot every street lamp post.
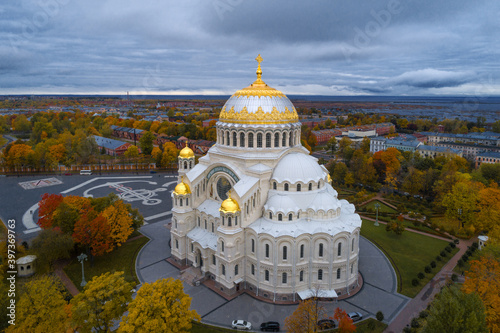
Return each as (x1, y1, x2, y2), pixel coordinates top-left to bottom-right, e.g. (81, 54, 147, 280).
(77, 253, 88, 287)
(374, 202, 381, 227)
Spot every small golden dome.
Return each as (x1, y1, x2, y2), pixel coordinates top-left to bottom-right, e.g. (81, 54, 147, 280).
(174, 177, 191, 195)
(327, 174, 332, 183)
(179, 145, 194, 159)
(219, 191, 240, 214)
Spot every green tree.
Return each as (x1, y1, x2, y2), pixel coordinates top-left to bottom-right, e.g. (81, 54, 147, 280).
(71, 272, 132, 333)
(442, 180, 484, 231)
(6, 276, 71, 333)
(124, 145, 139, 159)
(30, 228, 74, 272)
(139, 131, 155, 155)
(326, 136, 338, 155)
(119, 278, 200, 333)
(338, 137, 354, 163)
(422, 284, 487, 333)
(360, 136, 371, 153)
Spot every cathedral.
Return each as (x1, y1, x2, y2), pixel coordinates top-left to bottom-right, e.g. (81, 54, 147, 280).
(170, 55, 362, 302)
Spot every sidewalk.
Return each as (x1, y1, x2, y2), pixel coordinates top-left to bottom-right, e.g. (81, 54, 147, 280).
(383, 237, 474, 333)
(54, 259, 80, 297)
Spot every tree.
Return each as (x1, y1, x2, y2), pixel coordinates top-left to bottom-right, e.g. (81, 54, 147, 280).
(402, 167, 424, 195)
(6, 276, 72, 333)
(101, 200, 134, 246)
(326, 136, 338, 155)
(475, 186, 500, 234)
(72, 208, 113, 257)
(139, 131, 155, 155)
(333, 162, 348, 184)
(71, 272, 132, 333)
(386, 215, 406, 235)
(442, 180, 484, 231)
(161, 142, 179, 168)
(422, 284, 487, 333)
(119, 278, 200, 333)
(37, 193, 64, 229)
(338, 137, 354, 163)
(462, 255, 500, 332)
(4, 143, 34, 170)
(334, 308, 356, 333)
(360, 136, 371, 153)
(124, 145, 139, 159)
(30, 228, 74, 272)
(284, 298, 326, 333)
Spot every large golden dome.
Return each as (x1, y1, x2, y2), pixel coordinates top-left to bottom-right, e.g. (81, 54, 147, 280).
(179, 145, 194, 159)
(219, 191, 240, 213)
(174, 177, 191, 195)
(218, 55, 299, 125)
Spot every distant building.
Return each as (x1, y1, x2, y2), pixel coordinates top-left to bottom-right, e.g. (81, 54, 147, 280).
(94, 136, 133, 156)
(311, 123, 394, 145)
(417, 145, 463, 159)
(370, 136, 422, 153)
(475, 151, 500, 168)
(111, 125, 144, 142)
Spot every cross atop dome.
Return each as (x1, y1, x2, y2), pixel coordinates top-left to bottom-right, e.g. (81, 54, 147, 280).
(254, 54, 265, 85)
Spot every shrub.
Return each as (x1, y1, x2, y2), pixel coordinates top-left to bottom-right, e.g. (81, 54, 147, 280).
(403, 327, 412, 333)
(457, 259, 464, 267)
(454, 239, 459, 244)
(440, 251, 447, 257)
(418, 272, 425, 279)
(466, 250, 472, 256)
(472, 242, 478, 249)
(425, 266, 432, 273)
(436, 255, 442, 262)
(430, 261, 436, 268)
(419, 310, 429, 319)
(451, 274, 458, 282)
(411, 318, 421, 328)
(412, 279, 419, 286)
(449, 242, 456, 249)
(376, 311, 384, 322)
(462, 255, 469, 262)
(445, 246, 452, 253)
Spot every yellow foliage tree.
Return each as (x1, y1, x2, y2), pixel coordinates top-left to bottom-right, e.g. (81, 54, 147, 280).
(6, 275, 72, 333)
(161, 142, 179, 168)
(101, 200, 134, 246)
(119, 278, 200, 333)
(463, 255, 500, 332)
(284, 298, 327, 333)
(442, 180, 484, 231)
(476, 186, 500, 234)
(71, 271, 132, 333)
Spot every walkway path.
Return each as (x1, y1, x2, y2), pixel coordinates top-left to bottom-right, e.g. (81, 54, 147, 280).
(384, 237, 474, 333)
(54, 260, 80, 297)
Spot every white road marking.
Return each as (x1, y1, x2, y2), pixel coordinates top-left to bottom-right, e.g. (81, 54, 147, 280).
(22, 203, 40, 231)
(62, 176, 153, 194)
(162, 181, 177, 187)
(145, 211, 172, 221)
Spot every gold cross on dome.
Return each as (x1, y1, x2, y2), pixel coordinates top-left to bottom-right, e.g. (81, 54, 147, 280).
(254, 54, 264, 84)
(255, 54, 263, 66)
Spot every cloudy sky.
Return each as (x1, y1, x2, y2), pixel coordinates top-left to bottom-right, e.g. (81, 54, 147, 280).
(1, 0, 499, 96)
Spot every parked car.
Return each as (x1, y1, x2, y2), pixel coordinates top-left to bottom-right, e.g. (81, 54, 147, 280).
(232, 320, 252, 330)
(317, 319, 336, 330)
(260, 321, 280, 331)
(348, 312, 363, 322)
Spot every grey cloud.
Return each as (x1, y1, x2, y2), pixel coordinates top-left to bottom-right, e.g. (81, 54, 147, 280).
(389, 69, 475, 88)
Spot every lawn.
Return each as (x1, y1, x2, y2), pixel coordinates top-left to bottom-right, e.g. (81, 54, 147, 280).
(64, 236, 149, 292)
(361, 219, 458, 298)
(429, 216, 460, 234)
(191, 321, 235, 332)
(362, 200, 397, 214)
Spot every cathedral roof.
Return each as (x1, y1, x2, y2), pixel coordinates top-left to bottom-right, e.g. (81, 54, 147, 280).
(218, 55, 299, 125)
(272, 153, 327, 183)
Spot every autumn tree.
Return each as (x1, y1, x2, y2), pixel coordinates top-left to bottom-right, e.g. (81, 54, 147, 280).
(124, 145, 139, 159)
(401, 167, 424, 195)
(334, 308, 356, 333)
(37, 193, 64, 229)
(442, 180, 484, 233)
(475, 186, 500, 234)
(463, 254, 500, 332)
(422, 284, 487, 333)
(6, 276, 72, 333)
(139, 131, 155, 155)
(338, 137, 354, 163)
(30, 228, 74, 272)
(71, 272, 132, 333)
(72, 208, 113, 257)
(284, 292, 328, 333)
(101, 200, 134, 246)
(4, 143, 34, 170)
(119, 278, 200, 333)
(386, 215, 406, 236)
(326, 136, 338, 155)
(333, 162, 348, 185)
(161, 142, 179, 168)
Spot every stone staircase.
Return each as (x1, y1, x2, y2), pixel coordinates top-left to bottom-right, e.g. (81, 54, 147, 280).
(179, 266, 205, 286)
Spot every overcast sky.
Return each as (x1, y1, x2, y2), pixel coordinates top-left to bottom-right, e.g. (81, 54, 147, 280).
(1, 0, 499, 96)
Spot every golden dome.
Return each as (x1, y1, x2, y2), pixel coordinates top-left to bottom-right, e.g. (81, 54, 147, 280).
(328, 174, 332, 183)
(219, 191, 240, 214)
(179, 143, 194, 159)
(174, 177, 191, 195)
(218, 54, 299, 125)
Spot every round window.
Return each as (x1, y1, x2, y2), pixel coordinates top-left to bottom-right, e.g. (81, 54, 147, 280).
(216, 177, 232, 200)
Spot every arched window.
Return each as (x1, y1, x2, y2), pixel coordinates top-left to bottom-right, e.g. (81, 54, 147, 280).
(186, 198, 189, 206)
(274, 133, 279, 147)
(282, 132, 287, 146)
(289, 131, 293, 146)
(175, 239, 179, 248)
(299, 270, 304, 282)
(266, 133, 271, 148)
(273, 182, 277, 190)
(282, 272, 287, 284)
(352, 238, 355, 251)
(269, 212, 273, 219)
(318, 269, 323, 281)
(278, 213, 282, 221)
(265, 244, 270, 258)
(251, 264, 255, 275)
(338, 243, 342, 256)
(337, 268, 341, 279)
(251, 239, 255, 253)
(212, 255, 216, 265)
(257, 133, 263, 148)
(228, 217, 232, 227)
(232, 132, 237, 146)
(184, 161, 187, 169)
(289, 213, 292, 221)
(297, 184, 301, 192)
(212, 223, 214, 232)
(226, 132, 230, 146)
(235, 265, 238, 276)
(300, 244, 304, 258)
(189, 161, 192, 168)
(351, 263, 354, 274)
(265, 270, 269, 281)
(221, 131, 224, 145)
(235, 216, 238, 226)
(284, 183, 289, 191)
(222, 216, 224, 226)
(308, 183, 312, 191)
(318, 181, 321, 189)
(205, 220, 207, 229)
(283, 246, 287, 260)
(179, 198, 183, 206)
(319, 243, 324, 257)
(240, 132, 245, 147)
(248, 133, 254, 148)
(198, 217, 200, 227)
(222, 264, 226, 275)
(221, 240, 224, 252)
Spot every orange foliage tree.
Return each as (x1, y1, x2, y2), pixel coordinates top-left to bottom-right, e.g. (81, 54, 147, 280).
(463, 255, 500, 332)
(101, 200, 134, 247)
(72, 208, 113, 257)
(334, 308, 356, 333)
(37, 193, 64, 229)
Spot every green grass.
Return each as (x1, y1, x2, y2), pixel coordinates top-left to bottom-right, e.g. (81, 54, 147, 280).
(361, 219, 458, 298)
(0, 135, 7, 147)
(361, 200, 397, 214)
(429, 216, 460, 234)
(191, 321, 236, 332)
(64, 236, 149, 291)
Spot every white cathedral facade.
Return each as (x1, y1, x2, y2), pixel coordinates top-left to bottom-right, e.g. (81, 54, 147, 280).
(170, 56, 362, 302)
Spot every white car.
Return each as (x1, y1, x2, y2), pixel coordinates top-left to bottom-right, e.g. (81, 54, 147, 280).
(232, 319, 252, 330)
(348, 312, 363, 322)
